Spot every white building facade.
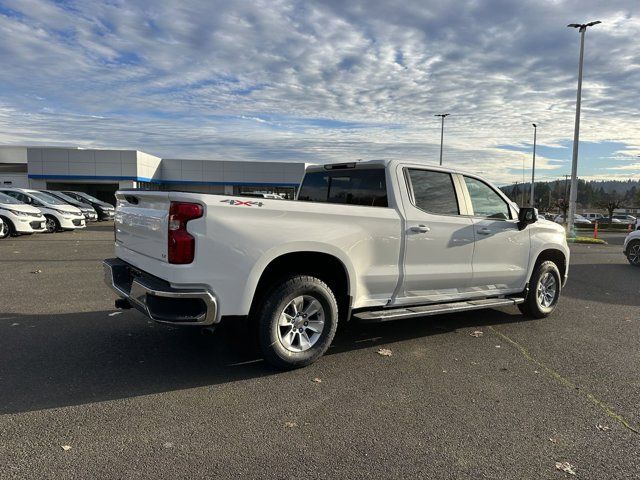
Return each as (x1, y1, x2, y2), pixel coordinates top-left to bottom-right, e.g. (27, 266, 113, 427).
(0, 146, 305, 204)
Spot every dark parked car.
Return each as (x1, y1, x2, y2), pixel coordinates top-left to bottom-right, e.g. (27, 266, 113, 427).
(61, 191, 115, 221)
(44, 190, 98, 222)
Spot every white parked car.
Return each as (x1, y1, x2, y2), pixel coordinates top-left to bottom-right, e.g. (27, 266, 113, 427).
(554, 214, 592, 225)
(623, 229, 640, 266)
(612, 214, 637, 225)
(104, 160, 570, 369)
(0, 188, 86, 233)
(0, 191, 46, 238)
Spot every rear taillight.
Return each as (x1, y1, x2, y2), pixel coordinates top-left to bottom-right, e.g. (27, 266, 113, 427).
(168, 202, 203, 264)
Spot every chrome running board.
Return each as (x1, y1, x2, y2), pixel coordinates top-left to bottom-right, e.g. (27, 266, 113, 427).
(353, 297, 525, 323)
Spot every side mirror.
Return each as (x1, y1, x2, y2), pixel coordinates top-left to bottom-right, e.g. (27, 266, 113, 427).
(518, 207, 538, 230)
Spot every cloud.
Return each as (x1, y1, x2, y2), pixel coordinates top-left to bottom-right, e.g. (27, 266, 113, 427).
(0, 0, 638, 184)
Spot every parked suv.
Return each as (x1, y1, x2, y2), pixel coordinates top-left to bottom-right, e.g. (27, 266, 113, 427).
(0, 188, 86, 233)
(43, 190, 98, 222)
(0, 191, 46, 238)
(105, 160, 570, 369)
(62, 191, 115, 221)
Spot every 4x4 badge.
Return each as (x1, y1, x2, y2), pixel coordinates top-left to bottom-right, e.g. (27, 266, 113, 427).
(220, 199, 264, 207)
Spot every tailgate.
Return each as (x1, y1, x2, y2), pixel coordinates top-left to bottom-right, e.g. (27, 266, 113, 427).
(115, 191, 170, 262)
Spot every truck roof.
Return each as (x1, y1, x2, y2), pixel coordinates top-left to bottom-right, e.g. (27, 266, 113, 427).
(305, 159, 479, 177)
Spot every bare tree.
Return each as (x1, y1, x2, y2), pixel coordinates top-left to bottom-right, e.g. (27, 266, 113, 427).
(555, 198, 569, 220)
(598, 192, 623, 224)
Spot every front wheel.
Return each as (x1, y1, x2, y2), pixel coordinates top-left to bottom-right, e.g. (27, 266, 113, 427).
(257, 275, 338, 369)
(518, 261, 562, 319)
(627, 240, 640, 266)
(44, 215, 60, 233)
(0, 220, 10, 239)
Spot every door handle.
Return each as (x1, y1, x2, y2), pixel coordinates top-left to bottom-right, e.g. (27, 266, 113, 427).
(410, 224, 430, 233)
(477, 227, 492, 235)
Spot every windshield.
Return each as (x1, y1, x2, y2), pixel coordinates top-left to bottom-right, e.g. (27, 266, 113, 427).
(73, 191, 107, 205)
(0, 192, 23, 205)
(28, 191, 67, 205)
(47, 191, 80, 205)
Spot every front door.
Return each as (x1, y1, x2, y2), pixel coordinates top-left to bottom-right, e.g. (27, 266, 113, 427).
(395, 167, 475, 305)
(462, 175, 530, 292)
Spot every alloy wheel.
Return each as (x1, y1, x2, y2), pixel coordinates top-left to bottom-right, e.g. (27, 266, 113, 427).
(537, 272, 557, 308)
(45, 217, 56, 233)
(277, 295, 326, 352)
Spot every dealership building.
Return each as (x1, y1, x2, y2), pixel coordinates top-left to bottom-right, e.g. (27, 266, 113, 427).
(0, 146, 305, 204)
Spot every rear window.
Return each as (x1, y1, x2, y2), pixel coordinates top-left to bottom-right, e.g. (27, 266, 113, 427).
(406, 169, 459, 215)
(298, 168, 388, 207)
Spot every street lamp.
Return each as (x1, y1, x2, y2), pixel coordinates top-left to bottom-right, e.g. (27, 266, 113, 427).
(566, 20, 601, 235)
(530, 123, 537, 207)
(435, 113, 449, 166)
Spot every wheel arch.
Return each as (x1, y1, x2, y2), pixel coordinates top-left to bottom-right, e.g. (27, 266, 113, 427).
(533, 248, 567, 285)
(248, 249, 354, 321)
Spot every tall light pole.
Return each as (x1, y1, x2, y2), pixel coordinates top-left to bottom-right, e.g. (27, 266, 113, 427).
(435, 113, 449, 166)
(522, 147, 526, 206)
(530, 123, 537, 207)
(566, 20, 601, 235)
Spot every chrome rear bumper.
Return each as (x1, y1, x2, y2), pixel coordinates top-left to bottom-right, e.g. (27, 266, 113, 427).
(103, 258, 218, 326)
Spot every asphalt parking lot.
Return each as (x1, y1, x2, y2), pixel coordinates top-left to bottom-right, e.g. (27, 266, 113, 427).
(1, 224, 638, 479)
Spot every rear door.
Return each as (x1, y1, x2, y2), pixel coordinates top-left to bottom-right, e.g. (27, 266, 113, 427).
(115, 191, 171, 261)
(395, 166, 475, 305)
(461, 175, 530, 292)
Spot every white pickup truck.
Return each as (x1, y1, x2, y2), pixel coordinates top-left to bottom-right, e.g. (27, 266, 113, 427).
(104, 160, 569, 368)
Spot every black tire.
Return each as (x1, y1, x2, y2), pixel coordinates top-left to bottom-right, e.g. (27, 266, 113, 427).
(518, 260, 562, 319)
(257, 275, 338, 370)
(0, 217, 12, 239)
(44, 215, 60, 233)
(626, 240, 640, 266)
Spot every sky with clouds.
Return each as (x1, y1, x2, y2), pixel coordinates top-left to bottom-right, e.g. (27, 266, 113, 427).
(0, 0, 638, 184)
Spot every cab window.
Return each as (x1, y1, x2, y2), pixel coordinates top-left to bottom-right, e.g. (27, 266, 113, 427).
(298, 168, 388, 207)
(406, 169, 459, 215)
(463, 176, 511, 220)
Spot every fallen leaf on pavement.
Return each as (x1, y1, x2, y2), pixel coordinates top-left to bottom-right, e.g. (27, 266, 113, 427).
(108, 311, 122, 317)
(596, 424, 611, 432)
(377, 348, 393, 357)
(469, 331, 483, 337)
(61, 445, 72, 451)
(284, 421, 297, 428)
(555, 462, 576, 475)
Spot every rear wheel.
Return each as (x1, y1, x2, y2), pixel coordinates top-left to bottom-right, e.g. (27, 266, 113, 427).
(518, 260, 562, 319)
(627, 240, 640, 266)
(257, 275, 338, 369)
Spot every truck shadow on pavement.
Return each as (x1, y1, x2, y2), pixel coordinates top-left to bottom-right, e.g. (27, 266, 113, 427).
(0, 308, 525, 415)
